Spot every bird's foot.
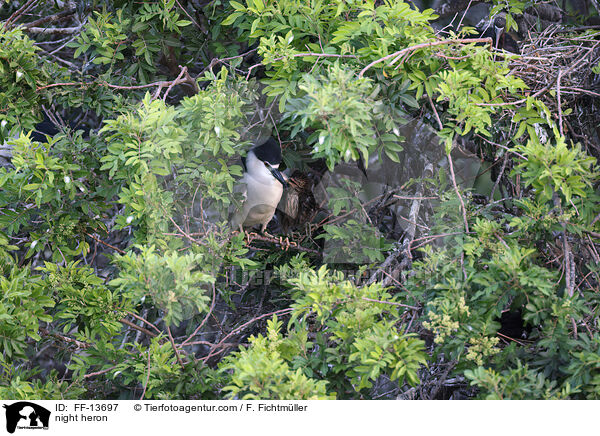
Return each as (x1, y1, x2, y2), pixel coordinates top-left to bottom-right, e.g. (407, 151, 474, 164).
(261, 230, 275, 239)
(244, 231, 259, 244)
(278, 236, 297, 251)
(233, 230, 263, 245)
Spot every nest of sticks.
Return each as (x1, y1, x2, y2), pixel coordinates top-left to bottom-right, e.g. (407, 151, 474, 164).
(502, 23, 600, 157)
(509, 25, 600, 108)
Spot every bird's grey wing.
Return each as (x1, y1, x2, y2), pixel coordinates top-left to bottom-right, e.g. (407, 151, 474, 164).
(233, 176, 248, 198)
(229, 177, 248, 229)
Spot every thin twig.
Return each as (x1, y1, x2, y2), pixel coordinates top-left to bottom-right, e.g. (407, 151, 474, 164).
(496, 332, 529, 346)
(358, 37, 493, 78)
(457, 0, 473, 30)
(37, 65, 198, 96)
(84, 232, 125, 254)
(40, 327, 90, 349)
(554, 193, 574, 297)
(23, 26, 82, 34)
(489, 153, 508, 202)
(393, 195, 438, 200)
(174, 0, 205, 33)
(361, 297, 419, 310)
(181, 283, 217, 347)
(428, 94, 469, 233)
(167, 325, 186, 370)
(140, 349, 151, 400)
(404, 163, 433, 262)
(83, 365, 118, 379)
(168, 214, 207, 246)
(447, 149, 470, 234)
(203, 308, 294, 362)
(557, 68, 564, 136)
(23, 8, 76, 28)
(126, 311, 162, 335)
(247, 52, 358, 80)
(160, 65, 189, 101)
(120, 318, 157, 338)
(428, 94, 443, 130)
(3, 0, 39, 30)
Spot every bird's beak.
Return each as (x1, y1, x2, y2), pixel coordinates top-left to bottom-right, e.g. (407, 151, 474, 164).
(269, 166, 288, 188)
(494, 25, 503, 48)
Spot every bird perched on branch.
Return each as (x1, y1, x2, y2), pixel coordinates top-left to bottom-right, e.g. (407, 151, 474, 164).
(231, 137, 287, 234)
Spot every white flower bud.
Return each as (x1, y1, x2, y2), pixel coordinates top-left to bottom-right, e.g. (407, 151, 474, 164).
(393, 127, 400, 136)
(214, 126, 220, 137)
(16, 71, 23, 80)
(318, 134, 325, 145)
(64, 176, 70, 184)
(31, 240, 38, 248)
(126, 215, 134, 224)
(0, 120, 6, 128)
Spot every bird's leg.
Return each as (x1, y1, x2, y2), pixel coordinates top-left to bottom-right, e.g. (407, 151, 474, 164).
(260, 223, 275, 239)
(231, 225, 245, 241)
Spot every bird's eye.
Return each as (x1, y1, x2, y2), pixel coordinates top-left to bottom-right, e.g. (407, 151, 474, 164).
(264, 162, 270, 167)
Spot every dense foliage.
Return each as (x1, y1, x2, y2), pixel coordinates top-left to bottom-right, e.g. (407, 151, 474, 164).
(1, 0, 599, 399)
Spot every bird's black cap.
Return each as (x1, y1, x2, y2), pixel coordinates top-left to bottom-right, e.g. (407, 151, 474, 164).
(253, 137, 282, 165)
(494, 16, 506, 29)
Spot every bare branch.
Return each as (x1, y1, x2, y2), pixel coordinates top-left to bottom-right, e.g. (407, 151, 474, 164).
(23, 26, 82, 35)
(23, 8, 76, 28)
(358, 37, 493, 78)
